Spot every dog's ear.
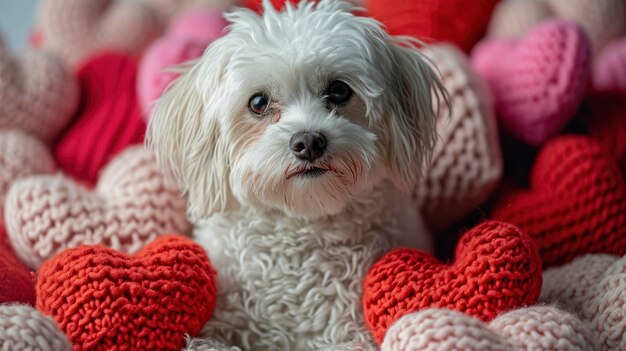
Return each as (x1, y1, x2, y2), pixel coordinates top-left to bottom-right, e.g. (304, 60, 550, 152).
(147, 38, 236, 220)
(382, 39, 449, 191)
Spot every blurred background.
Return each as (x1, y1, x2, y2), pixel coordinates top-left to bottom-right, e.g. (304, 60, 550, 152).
(0, 1, 38, 50)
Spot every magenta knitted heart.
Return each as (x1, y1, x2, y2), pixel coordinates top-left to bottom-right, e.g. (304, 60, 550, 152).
(472, 20, 591, 145)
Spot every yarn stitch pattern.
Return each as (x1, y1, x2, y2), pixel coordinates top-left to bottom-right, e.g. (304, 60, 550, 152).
(0, 304, 72, 351)
(36, 235, 217, 351)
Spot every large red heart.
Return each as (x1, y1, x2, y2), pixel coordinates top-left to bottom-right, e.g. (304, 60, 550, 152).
(492, 135, 626, 268)
(362, 220, 542, 344)
(367, 0, 500, 52)
(54, 53, 146, 185)
(36, 235, 217, 351)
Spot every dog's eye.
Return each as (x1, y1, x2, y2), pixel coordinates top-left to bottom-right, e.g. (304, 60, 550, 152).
(327, 80, 352, 105)
(249, 93, 270, 115)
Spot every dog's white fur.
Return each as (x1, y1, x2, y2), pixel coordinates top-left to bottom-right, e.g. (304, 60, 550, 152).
(148, 1, 448, 350)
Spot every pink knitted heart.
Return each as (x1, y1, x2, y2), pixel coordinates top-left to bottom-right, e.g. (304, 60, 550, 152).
(381, 306, 598, 351)
(413, 45, 501, 232)
(0, 45, 78, 142)
(138, 9, 227, 119)
(472, 20, 591, 145)
(542, 254, 626, 350)
(4, 146, 190, 269)
(38, 0, 162, 66)
(593, 39, 626, 92)
(0, 130, 55, 220)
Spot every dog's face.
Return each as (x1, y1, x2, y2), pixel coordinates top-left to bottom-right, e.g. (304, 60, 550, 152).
(149, 0, 447, 220)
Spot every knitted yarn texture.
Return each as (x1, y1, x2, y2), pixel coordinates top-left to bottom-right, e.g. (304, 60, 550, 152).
(5, 146, 190, 269)
(0, 45, 78, 143)
(381, 306, 598, 351)
(36, 235, 217, 351)
(492, 135, 626, 268)
(0, 231, 36, 304)
(0, 304, 72, 351)
(138, 9, 227, 119)
(367, 0, 500, 52)
(541, 254, 626, 351)
(414, 44, 501, 232)
(54, 53, 147, 184)
(363, 220, 542, 344)
(472, 20, 591, 146)
(38, 0, 161, 66)
(0, 130, 55, 221)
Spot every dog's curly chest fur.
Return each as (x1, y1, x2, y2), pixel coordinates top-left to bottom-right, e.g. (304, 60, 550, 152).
(193, 189, 400, 350)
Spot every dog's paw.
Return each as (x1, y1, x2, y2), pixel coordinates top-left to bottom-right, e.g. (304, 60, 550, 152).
(37, 235, 216, 351)
(5, 146, 190, 269)
(492, 135, 626, 268)
(381, 306, 598, 351)
(363, 220, 542, 344)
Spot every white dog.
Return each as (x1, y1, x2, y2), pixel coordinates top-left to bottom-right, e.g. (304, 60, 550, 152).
(148, 1, 448, 350)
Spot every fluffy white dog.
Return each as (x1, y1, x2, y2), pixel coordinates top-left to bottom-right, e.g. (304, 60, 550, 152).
(148, 1, 448, 350)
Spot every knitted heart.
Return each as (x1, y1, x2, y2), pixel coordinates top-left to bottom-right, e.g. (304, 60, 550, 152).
(0, 304, 72, 351)
(582, 92, 626, 173)
(414, 45, 501, 233)
(38, 0, 161, 66)
(367, 0, 500, 52)
(488, 0, 625, 56)
(0, 45, 78, 142)
(37, 235, 217, 351)
(472, 20, 591, 145)
(541, 254, 626, 350)
(138, 9, 227, 120)
(593, 39, 626, 92)
(492, 135, 626, 268)
(381, 306, 598, 351)
(362, 220, 542, 344)
(5, 146, 190, 269)
(0, 130, 56, 220)
(54, 53, 146, 184)
(0, 230, 35, 305)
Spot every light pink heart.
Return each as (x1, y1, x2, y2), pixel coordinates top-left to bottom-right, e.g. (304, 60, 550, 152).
(472, 20, 591, 146)
(138, 9, 227, 121)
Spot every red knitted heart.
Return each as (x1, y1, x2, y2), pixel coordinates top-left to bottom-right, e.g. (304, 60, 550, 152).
(367, 0, 500, 52)
(36, 235, 217, 351)
(0, 241, 35, 305)
(492, 135, 626, 268)
(363, 220, 542, 344)
(54, 53, 146, 185)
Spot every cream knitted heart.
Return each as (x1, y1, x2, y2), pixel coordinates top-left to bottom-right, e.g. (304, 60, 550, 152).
(382, 306, 598, 351)
(0, 130, 55, 221)
(414, 44, 502, 232)
(4, 146, 190, 269)
(38, 0, 162, 66)
(542, 254, 626, 351)
(0, 44, 78, 142)
(0, 304, 71, 351)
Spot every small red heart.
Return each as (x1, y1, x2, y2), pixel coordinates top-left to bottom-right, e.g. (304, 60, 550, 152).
(492, 135, 626, 268)
(36, 235, 217, 351)
(367, 0, 500, 52)
(363, 220, 542, 345)
(54, 53, 146, 185)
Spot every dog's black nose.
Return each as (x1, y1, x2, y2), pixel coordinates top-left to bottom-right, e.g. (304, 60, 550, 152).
(290, 132, 327, 162)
